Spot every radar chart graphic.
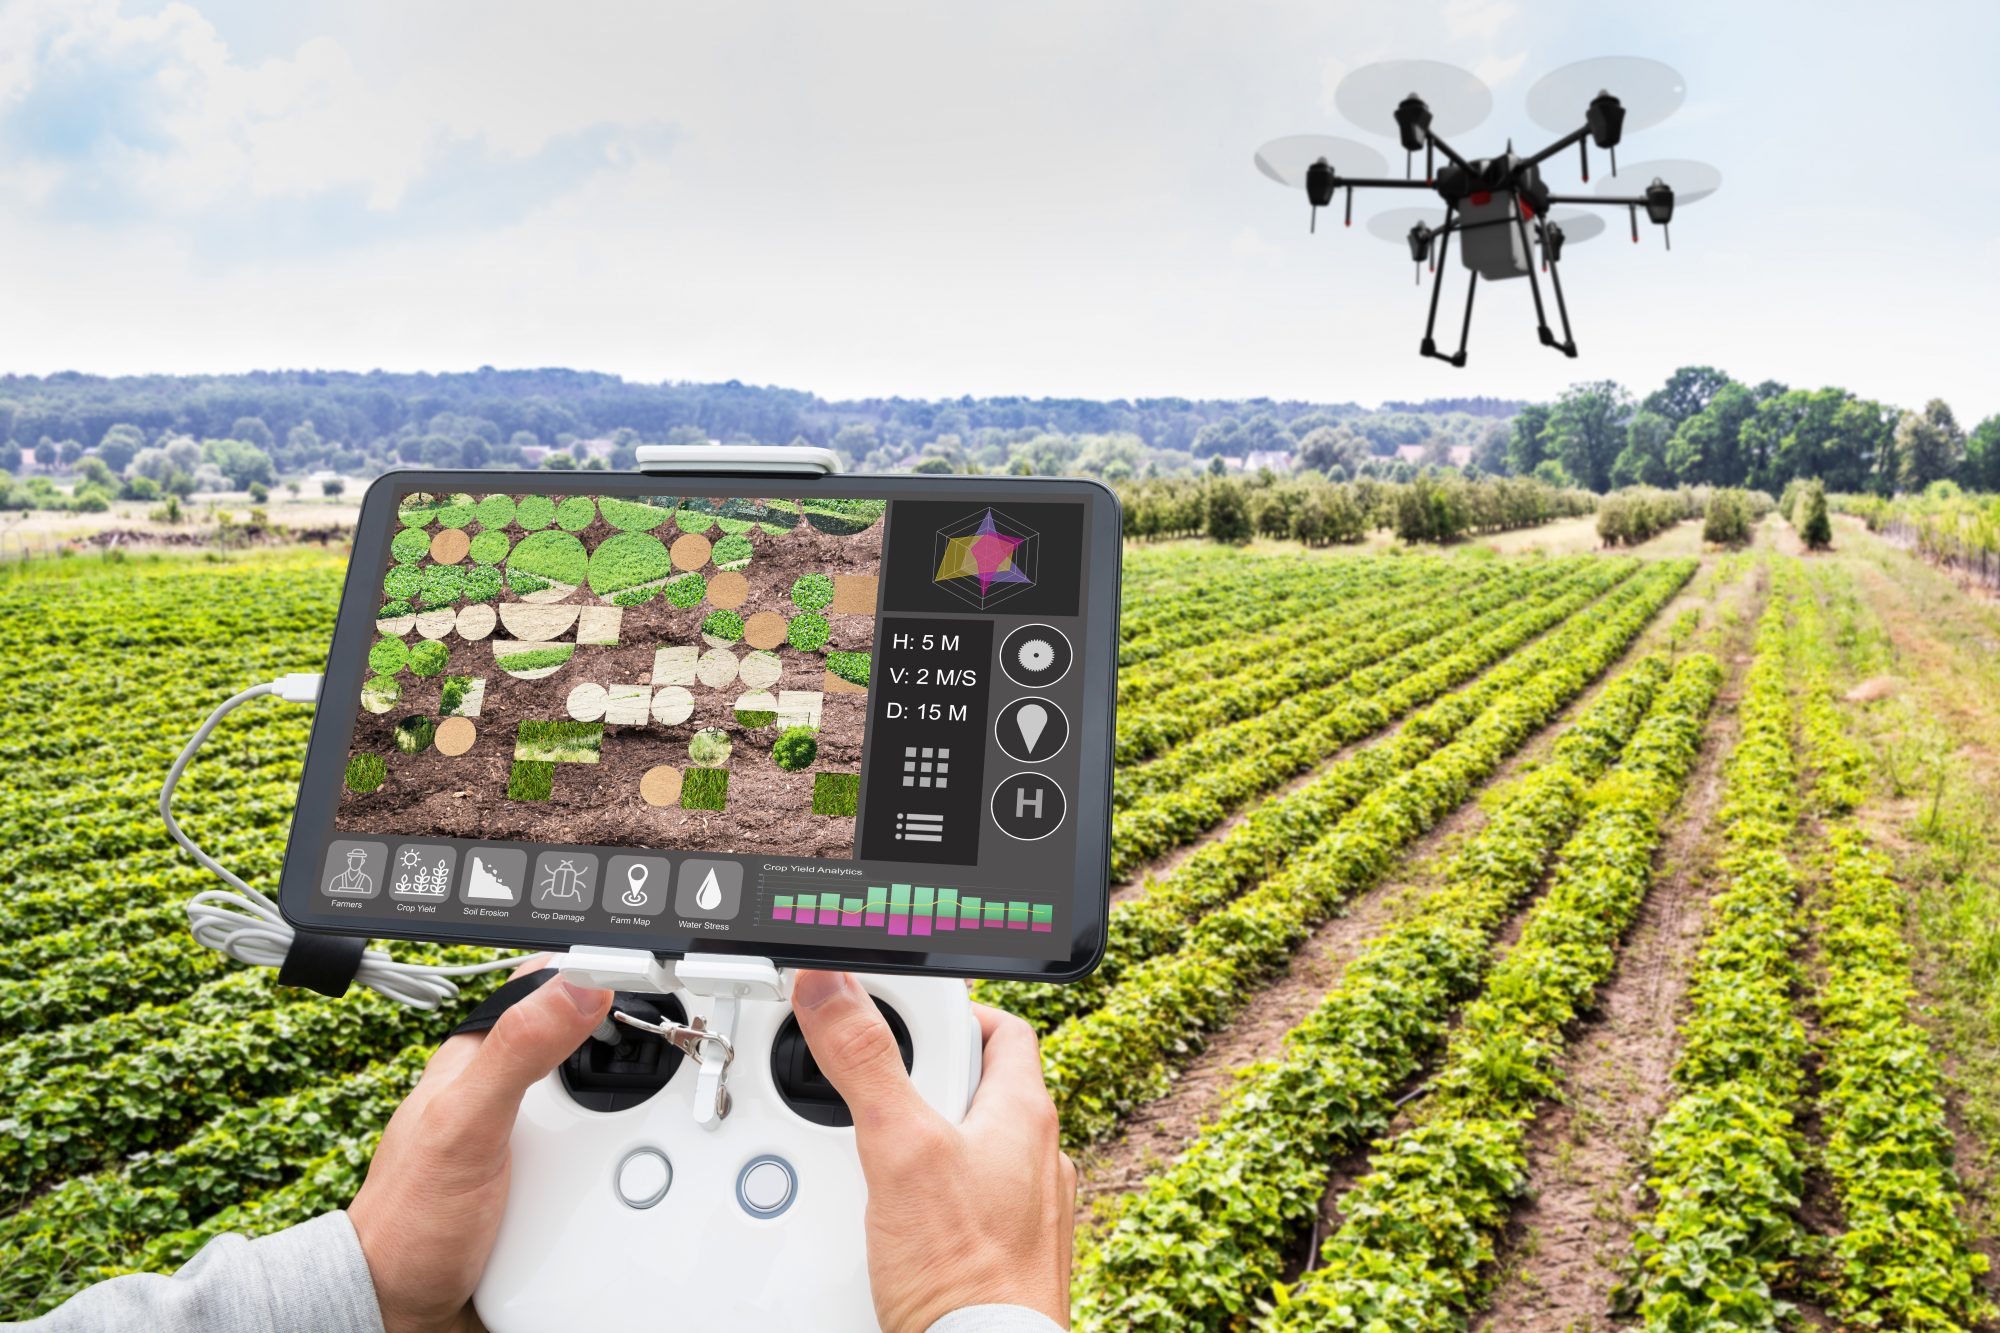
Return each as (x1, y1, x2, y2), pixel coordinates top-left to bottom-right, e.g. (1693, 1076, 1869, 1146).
(931, 507, 1039, 610)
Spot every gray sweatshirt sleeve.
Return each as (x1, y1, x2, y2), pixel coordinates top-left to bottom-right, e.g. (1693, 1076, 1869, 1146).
(10, 1211, 385, 1333)
(927, 1306, 1067, 1333)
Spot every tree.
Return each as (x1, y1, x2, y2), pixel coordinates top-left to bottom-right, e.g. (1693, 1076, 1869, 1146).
(1799, 479, 1832, 549)
(32, 440, 57, 467)
(1506, 403, 1553, 477)
(230, 416, 274, 449)
(1964, 415, 2000, 492)
(57, 439, 85, 467)
(1297, 426, 1366, 475)
(322, 477, 346, 497)
(202, 438, 276, 490)
(1665, 381, 1756, 486)
(1896, 399, 1965, 492)
(97, 423, 144, 474)
(1545, 381, 1631, 492)
(1530, 459, 1572, 488)
(542, 452, 577, 470)
(1642, 366, 1732, 429)
(1203, 479, 1252, 542)
(74, 456, 116, 490)
(1612, 410, 1673, 488)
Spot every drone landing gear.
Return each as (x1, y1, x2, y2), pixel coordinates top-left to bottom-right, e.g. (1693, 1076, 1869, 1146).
(1419, 208, 1472, 367)
(1516, 205, 1579, 359)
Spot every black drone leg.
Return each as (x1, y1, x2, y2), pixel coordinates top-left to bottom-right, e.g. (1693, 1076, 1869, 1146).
(1513, 205, 1561, 353)
(1419, 212, 1456, 361)
(1451, 270, 1477, 367)
(1536, 221, 1579, 357)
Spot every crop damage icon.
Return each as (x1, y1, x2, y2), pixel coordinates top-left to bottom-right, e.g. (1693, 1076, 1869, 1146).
(932, 507, 1040, 610)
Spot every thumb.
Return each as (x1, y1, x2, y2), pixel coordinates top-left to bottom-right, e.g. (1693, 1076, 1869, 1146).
(791, 970, 931, 1138)
(438, 976, 611, 1156)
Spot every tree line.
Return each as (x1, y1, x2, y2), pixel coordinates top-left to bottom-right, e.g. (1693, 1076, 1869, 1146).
(1120, 473, 1594, 546)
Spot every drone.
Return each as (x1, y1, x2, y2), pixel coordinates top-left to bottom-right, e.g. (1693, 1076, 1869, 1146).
(1256, 57, 1720, 366)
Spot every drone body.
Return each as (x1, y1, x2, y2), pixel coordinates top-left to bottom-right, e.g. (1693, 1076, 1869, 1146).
(1256, 57, 1720, 366)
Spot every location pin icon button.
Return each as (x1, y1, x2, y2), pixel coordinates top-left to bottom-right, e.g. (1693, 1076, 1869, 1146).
(623, 863, 649, 908)
(1016, 703, 1049, 754)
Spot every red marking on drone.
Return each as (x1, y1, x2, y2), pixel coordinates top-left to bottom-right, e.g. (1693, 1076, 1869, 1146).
(1469, 191, 1492, 206)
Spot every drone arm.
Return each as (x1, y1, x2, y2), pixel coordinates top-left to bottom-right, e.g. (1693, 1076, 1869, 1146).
(1421, 131, 1473, 173)
(1522, 126, 1590, 170)
(1544, 192, 1646, 206)
(1331, 177, 1443, 191)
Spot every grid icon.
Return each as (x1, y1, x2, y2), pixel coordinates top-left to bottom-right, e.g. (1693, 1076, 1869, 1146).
(901, 745, 950, 789)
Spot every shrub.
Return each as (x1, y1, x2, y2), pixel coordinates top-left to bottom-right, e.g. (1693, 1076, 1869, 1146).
(702, 609, 744, 643)
(1702, 488, 1753, 547)
(1800, 480, 1833, 550)
(587, 533, 671, 596)
(408, 641, 450, 677)
(468, 530, 511, 565)
(790, 572, 835, 611)
(826, 651, 871, 687)
(665, 573, 706, 608)
(322, 477, 346, 497)
(344, 753, 387, 793)
(681, 767, 730, 811)
(773, 727, 818, 771)
(439, 676, 476, 715)
(507, 760, 554, 800)
(787, 613, 830, 652)
(390, 528, 430, 563)
(515, 495, 557, 530)
(811, 772, 860, 816)
(475, 494, 517, 530)
(368, 638, 409, 674)
(555, 496, 597, 531)
(393, 717, 436, 753)
(711, 533, 754, 570)
(247, 482, 269, 503)
(689, 728, 734, 765)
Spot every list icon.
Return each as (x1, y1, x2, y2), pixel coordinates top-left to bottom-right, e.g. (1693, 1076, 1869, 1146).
(994, 697, 1069, 763)
(991, 773, 1067, 841)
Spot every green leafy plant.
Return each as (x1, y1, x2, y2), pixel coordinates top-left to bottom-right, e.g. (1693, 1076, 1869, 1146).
(367, 638, 409, 675)
(702, 609, 744, 644)
(390, 528, 429, 564)
(467, 530, 510, 565)
(474, 494, 516, 530)
(495, 645, 574, 673)
(507, 530, 587, 588)
(515, 494, 556, 530)
(664, 572, 706, 608)
(711, 533, 753, 570)
(587, 533, 670, 597)
(554, 496, 596, 531)
(790, 572, 835, 611)
(407, 641, 449, 678)
(773, 727, 818, 771)
(786, 612, 830, 652)
(826, 651, 871, 687)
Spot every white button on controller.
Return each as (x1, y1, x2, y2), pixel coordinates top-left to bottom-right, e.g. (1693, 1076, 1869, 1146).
(615, 1148, 672, 1209)
(737, 1156, 797, 1217)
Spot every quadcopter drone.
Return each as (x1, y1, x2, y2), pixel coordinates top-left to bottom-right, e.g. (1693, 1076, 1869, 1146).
(1256, 57, 1720, 366)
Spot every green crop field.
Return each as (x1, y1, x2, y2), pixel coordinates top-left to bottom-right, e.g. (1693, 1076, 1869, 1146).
(3, 519, 1998, 1327)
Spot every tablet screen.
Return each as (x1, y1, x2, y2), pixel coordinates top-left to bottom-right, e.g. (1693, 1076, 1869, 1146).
(279, 472, 1118, 980)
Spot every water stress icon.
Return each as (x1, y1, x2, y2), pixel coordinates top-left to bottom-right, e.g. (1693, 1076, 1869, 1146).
(932, 507, 1039, 610)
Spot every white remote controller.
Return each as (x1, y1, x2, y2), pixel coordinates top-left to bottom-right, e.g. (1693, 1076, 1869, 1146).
(474, 953, 982, 1332)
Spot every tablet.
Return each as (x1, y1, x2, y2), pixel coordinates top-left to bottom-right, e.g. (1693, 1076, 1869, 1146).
(278, 470, 1121, 982)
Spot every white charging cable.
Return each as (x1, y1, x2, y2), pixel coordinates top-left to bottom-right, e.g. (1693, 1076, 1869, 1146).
(166, 673, 531, 1009)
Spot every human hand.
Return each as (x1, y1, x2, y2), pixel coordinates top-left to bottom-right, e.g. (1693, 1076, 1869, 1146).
(792, 970, 1075, 1332)
(349, 958, 612, 1333)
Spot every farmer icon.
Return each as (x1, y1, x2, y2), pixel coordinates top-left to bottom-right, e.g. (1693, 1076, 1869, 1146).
(321, 841, 384, 899)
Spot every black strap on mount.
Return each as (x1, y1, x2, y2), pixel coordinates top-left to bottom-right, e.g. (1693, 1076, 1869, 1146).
(275, 928, 368, 998)
(449, 968, 558, 1039)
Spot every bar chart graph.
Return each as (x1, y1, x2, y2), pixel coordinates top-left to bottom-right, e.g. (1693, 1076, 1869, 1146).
(770, 884, 1054, 936)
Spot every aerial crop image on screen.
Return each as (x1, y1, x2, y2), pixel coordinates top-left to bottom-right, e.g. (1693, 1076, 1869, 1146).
(336, 492, 884, 857)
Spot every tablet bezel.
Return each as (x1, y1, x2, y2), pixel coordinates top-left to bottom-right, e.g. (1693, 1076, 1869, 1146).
(276, 468, 1120, 982)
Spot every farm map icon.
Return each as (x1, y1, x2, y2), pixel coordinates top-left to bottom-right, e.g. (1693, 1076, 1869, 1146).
(932, 508, 1039, 610)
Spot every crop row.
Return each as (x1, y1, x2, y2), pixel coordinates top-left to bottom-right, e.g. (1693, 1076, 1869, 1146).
(1044, 563, 1692, 1149)
(1265, 655, 1719, 1330)
(0, 949, 499, 1196)
(1114, 566, 1501, 758)
(1117, 554, 1439, 665)
(1070, 654, 1720, 1331)
(0, 1048, 426, 1317)
(980, 560, 1690, 1029)
(1109, 562, 1627, 877)
(1116, 558, 1599, 812)
(1627, 576, 1811, 1329)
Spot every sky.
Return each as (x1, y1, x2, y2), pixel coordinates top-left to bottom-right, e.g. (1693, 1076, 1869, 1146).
(1, 0, 1996, 418)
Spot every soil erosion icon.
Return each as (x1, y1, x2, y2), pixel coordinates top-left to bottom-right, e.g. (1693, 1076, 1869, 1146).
(932, 508, 1039, 610)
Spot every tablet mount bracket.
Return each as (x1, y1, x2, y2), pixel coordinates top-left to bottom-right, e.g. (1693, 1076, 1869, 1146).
(633, 443, 841, 478)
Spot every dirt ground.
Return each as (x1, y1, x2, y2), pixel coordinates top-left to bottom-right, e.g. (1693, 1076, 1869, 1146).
(337, 507, 880, 857)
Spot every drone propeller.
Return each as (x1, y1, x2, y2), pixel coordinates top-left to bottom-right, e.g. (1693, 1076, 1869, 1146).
(1254, 135, 1392, 231)
(1596, 158, 1720, 249)
(1335, 60, 1491, 180)
(1526, 57, 1686, 180)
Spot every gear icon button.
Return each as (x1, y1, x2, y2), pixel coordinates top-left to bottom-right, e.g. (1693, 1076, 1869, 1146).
(1000, 624, 1072, 689)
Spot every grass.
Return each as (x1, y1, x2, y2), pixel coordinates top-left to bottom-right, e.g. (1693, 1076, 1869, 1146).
(439, 676, 477, 716)
(811, 772, 860, 816)
(506, 759, 554, 800)
(360, 676, 400, 713)
(495, 645, 574, 673)
(514, 719, 603, 764)
(344, 753, 387, 793)
(681, 767, 729, 811)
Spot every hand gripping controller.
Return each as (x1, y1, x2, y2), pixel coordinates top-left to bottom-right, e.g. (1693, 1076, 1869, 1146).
(474, 950, 982, 1332)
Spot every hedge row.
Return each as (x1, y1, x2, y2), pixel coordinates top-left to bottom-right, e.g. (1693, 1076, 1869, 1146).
(1070, 654, 1717, 1331)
